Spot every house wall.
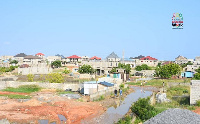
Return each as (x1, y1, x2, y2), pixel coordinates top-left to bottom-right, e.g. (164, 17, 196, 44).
(190, 80, 200, 105)
(23, 58, 43, 65)
(186, 65, 200, 72)
(81, 61, 135, 75)
(14, 57, 24, 65)
(47, 56, 62, 63)
(107, 58, 120, 62)
(18, 64, 53, 75)
(137, 60, 158, 67)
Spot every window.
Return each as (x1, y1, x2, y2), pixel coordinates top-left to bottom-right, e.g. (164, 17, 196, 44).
(141, 61, 143, 62)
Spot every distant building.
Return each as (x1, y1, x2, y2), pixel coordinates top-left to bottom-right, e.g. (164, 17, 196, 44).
(185, 65, 200, 72)
(23, 55, 43, 65)
(162, 61, 173, 65)
(18, 55, 52, 75)
(106, 52, 120, 62)
(181, 71, 194, 78)
(137, 56, 158, 67)
(130, 55, 145, 60)
(55, 54, 65, 59)
(175, 55, 188, 65)
(47, 56, 62, 64)
(35, 53, 45, 59)
(194, 56, 200, 65)
(82, 56, 90, 61)
(0, 56, 14, 61)
(14, 53, 27, 65)
(67, 55, 81, 63)
(90, 56, 101, 61)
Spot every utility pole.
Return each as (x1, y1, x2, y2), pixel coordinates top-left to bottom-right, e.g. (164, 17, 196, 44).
(122, 50, 124, 64)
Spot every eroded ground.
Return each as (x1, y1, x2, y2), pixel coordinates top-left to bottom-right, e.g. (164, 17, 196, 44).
(0, 90, 105, 124)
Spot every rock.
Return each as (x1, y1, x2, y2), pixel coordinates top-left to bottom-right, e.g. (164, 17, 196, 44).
(144, 108, 200, 124)
(0, 119, 10, 124)
(156, 93, 171, 103)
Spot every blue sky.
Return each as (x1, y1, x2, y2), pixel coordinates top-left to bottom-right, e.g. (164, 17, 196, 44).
(0, 0, 199, 60)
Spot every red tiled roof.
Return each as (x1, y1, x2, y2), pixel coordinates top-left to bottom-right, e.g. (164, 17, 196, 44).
(140, 56, 157, 60)
(90, 56, 101, 60)
(36, 53, 44, 56)
(67, 55, 81, 59)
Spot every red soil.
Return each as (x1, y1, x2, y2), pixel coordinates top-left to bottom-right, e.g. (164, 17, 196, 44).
(0, 92, 105, 124)
(0, 91, 29, 95)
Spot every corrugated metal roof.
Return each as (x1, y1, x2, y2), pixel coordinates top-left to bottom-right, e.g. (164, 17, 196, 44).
(100, 81, 114, 87)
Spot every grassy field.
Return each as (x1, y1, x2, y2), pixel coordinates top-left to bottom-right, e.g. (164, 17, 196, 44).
(2, 85, 41, 93)
(128, 79, 191, 87)
(153, 85, 192, 114)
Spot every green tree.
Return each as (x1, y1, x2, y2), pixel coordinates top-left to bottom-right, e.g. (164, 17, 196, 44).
(117, 63, 131, 74)
(193, 67, 200, 80)
(135, 64, 151, 71)
(110, 67, 117, 73)
(131, 97, 157, 121)
(135, 65, 142, 71)
(63, 68, 70, 74)
(78, 64, 94, 74)
(9, 60, 18, 65)
(45, 73, 64, 83)
(154, 63, 181, 78)
(51, 60, 61, 68)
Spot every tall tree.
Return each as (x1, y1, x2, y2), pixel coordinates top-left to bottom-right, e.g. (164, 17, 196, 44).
(9, 60, 18, 65)
(135, 64, 151, 71)
(78, 64, 94, 74)
(51, 60, 61, 68)
(154, 63, 181, 78)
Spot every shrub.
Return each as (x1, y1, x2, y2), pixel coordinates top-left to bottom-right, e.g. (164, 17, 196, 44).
(120, 84, 125, 89)
(131, 97, 157, 121)
(63, 68, 70, 74)
(196, 100, 200, 107)
(117, 115, 132, 124)
(27, 74, 34, 82)
(45, 73, 64, 83)
(94, 95, 105, 101)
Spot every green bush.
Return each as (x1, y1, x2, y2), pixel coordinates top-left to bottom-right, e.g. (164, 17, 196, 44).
(196, 100, 200, 107)
(117, 115, 132, 124)
(131, 97, 157, 121)
(63, 68, 70, 74)
(27, 74, 34, 82)
(120, 84, 124, 89)
(94, 95, 105, 101)
(45, 73, 64, 83)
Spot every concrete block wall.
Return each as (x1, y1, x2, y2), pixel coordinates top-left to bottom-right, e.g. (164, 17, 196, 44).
(190, 80, 200, 105)
(0, 81, 80, 91)
(90, 87, 115, 101)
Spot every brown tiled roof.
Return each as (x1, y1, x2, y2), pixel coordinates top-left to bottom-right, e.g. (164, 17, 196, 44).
(24, 55, 42, 59)
(19, 64, 30, 68)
